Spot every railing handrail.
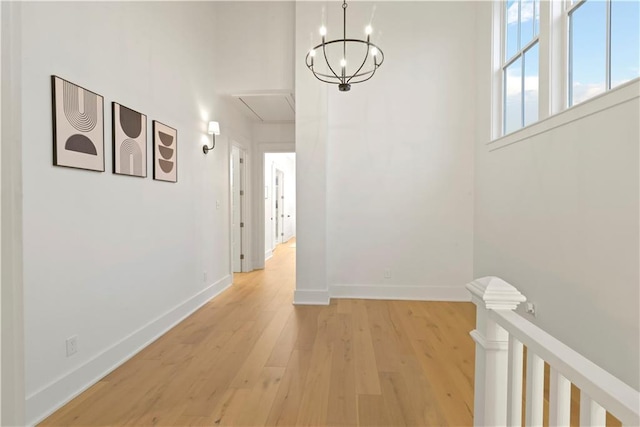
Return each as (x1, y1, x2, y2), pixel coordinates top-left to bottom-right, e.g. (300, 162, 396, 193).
(468, 277, 640, 427)
(491, 309, 640, 426)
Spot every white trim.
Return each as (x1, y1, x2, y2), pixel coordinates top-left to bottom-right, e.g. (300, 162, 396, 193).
(538, 0, 552, 121)
(25, 275, 233, 426)
(1, 2, 4, 422)
(491, 0, 503, 140)
(470, 330, 509, 351)
(465, 276, 526, 310)
(487, 78, 639, 151)
(549, 0, 567, 116)
(1, 2, 25, 425)
(330, 284, 470, 302)
(264, 249, 273, 261)
(293, 289, 329, 306)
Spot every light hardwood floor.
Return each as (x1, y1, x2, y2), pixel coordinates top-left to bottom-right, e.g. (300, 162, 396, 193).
(41, 239, 478, 426)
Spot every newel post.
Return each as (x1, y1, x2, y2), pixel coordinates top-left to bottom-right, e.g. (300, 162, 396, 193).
(467, 277, 526, 427)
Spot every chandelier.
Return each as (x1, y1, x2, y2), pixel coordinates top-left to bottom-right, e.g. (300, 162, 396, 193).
(305, 0, 385, 92)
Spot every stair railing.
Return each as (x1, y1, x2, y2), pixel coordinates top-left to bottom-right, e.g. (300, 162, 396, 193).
(468, 276, 640, 426)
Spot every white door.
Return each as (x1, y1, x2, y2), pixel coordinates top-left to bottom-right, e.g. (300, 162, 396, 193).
(274, 169, 285, 245)
(231, 146, 243, 272)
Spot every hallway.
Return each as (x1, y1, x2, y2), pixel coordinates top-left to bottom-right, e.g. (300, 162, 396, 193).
(41, 240, 476, 426)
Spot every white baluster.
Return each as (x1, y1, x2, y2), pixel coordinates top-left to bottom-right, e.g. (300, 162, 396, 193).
(549, 368, 571, 426)
(507, 336, 524, 426)
(525, 352, 544, 426)
(467, 277, 526, 427)
(581, 393, 607, 426)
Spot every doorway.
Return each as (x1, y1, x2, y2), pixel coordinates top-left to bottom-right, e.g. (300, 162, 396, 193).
(264, 153, 296, 261)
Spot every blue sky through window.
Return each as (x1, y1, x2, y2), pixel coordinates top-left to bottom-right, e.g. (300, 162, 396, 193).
(611, 0, 640, 85)
(570, 0, 640, 105)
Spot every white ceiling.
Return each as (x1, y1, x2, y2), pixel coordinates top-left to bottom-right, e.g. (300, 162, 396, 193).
(232, 92, 295, 123)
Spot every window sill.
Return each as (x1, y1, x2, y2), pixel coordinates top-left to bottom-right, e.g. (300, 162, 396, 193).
(487, 78, 640, 152)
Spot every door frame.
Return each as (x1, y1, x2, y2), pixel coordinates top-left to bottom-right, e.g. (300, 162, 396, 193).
(252, 142, 295, 270)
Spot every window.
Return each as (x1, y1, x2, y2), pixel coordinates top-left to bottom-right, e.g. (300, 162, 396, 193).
(496, 0, 639, 139)
(503, 0, 540, 135)
(568, 0, 640, 106)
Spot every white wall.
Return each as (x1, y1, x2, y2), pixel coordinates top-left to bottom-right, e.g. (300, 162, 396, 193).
(213, 1, 294, 94)
(265, 153, 296, 257)
(474, 2, 639, 389)
(294, 2, 330, 304)
(295, 1, 476, 301)
(19, 2, 254, 424)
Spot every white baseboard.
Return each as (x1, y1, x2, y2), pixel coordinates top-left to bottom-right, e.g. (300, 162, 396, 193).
(26, 275, 233, 426)
(293, 289, 330, 305)
(265, 249, 273, 261)
(329, 284, 470, 302)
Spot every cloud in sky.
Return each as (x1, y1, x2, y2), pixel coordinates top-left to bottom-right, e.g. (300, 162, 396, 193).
(572, 82, 606, 105)
(507, 0, 535, 26)
(505, 66, 539, 97)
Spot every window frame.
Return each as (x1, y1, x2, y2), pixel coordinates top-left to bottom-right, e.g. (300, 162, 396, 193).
(501, 0, 541, 135)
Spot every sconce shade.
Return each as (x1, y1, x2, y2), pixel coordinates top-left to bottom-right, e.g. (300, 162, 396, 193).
(208, 121, 220, 135)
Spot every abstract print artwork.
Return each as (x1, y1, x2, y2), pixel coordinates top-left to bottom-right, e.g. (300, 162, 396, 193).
(51, 76, 104, 171)
(113, 103, 147, 177)
(152, 121, 177, 182)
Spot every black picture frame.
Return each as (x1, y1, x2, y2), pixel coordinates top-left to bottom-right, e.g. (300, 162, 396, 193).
(152, 120, 178, 183)
(51, 75, 105, 172)
(112, 102, 148, 178)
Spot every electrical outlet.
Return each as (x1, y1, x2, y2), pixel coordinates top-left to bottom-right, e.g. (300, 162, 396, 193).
(216, 200, 221, 210)
(526, 303, 536, 316)
(66, 335, 78, 357)
(384, 268, 391, 279)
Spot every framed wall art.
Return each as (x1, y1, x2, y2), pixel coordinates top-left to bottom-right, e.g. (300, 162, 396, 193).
(51, 76, 105, 172)
(152, 121, 177, 183)
(112, 103, 147, 178)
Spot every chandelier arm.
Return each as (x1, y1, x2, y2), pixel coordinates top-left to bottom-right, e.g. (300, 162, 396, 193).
(310, 67, 376, 80)
(346, 42, 372, 84)
(321, 41, 343, 83)
(347, 63, 379, 84)
(308, 64, 343, 85)
(374, 49, 385, 67)
(312, 74, 343, 85)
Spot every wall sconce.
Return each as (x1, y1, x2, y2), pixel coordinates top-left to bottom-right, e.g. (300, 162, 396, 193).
(203, 121, 220, 154)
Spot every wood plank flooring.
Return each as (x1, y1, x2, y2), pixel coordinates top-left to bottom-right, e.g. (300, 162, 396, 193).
(41, 239, 478, 426)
